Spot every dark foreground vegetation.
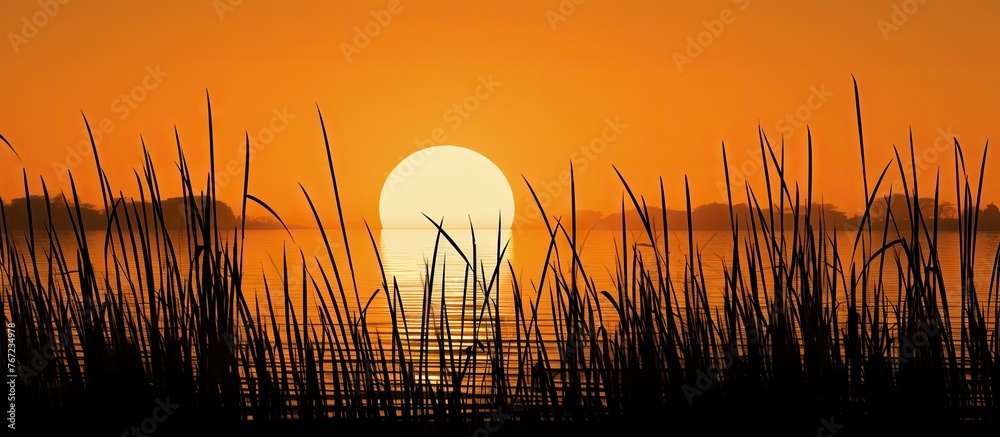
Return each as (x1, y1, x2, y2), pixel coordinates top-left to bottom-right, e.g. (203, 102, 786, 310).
(2, 80, 999, 436)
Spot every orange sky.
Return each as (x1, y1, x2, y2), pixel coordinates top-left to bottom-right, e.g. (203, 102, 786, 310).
(1, 0, 997, 228)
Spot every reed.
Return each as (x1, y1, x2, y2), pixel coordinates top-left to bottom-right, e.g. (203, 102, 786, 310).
(2, 80, 998, 435)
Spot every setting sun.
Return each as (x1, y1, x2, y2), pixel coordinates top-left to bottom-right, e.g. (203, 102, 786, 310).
(3, 0, 999, 434)
(378, 145, 515, 229)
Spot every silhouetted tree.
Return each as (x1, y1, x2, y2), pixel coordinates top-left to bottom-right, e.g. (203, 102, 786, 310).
(982, 203, 1000, 231)
(938, 201, 957, 219)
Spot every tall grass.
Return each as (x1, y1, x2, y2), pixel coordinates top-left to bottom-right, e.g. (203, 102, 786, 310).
(2, 80, 998, 435)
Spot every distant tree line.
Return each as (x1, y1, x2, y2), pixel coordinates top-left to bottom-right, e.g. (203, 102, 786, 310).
(5, 194, 998, 232)
(523, 195, 1000, 232)
(0, 195, 285, 231)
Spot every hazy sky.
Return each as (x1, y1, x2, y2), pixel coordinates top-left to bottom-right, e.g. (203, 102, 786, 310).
(1, 0, 997, 227)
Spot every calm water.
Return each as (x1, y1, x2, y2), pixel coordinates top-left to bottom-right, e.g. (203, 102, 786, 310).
(8, 228, 1000, 335)
(6, 226, 997, 421)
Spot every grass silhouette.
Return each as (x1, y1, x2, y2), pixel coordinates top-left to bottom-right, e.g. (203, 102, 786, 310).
(2, 80, 998, 435)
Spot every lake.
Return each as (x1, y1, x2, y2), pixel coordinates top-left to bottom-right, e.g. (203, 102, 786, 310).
(5, 227, 998, 341)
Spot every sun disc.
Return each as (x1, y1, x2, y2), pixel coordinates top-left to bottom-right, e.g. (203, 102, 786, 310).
(379, 145, 515, 230)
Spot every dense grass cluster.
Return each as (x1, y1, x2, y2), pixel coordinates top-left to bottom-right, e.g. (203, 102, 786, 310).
(2, 81, 999, 435)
